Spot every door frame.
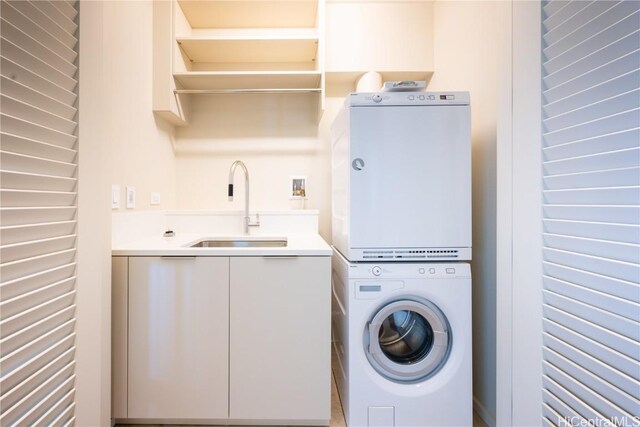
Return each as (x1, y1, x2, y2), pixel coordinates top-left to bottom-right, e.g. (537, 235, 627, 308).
(496, 1, 543, 426)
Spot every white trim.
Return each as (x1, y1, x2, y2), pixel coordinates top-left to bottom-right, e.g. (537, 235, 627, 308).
(75, 2, 112, 425)
(510, 1, 543, 422)
(497, 1, 544, 426)
(495, 1, 514, 426)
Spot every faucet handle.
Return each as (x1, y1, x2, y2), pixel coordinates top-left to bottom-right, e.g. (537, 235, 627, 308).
(228, 184, 234, 201)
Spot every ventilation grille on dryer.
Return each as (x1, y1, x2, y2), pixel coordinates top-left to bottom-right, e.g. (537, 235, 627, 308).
(362, 249, 459, 259)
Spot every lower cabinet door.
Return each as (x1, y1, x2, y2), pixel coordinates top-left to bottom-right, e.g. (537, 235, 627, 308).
(229, 256, 331, 422)
(128, 256, 229, 419)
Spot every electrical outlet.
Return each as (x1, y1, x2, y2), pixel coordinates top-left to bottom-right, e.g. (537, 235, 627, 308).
(150, 192, 161, 206)
(126, 186, 136, 209)
(289, 176, 307, 199)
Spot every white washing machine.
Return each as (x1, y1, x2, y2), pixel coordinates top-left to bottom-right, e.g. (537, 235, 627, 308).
(332, 250, 472, 427)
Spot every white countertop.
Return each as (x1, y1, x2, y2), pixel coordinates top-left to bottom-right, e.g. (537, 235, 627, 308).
(112, 210, 331, 256)
(112, 232, 332, 256)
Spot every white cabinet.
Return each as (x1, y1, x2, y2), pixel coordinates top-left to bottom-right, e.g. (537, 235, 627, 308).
(127, 256, 230, 419)
(112, 255, 331, 424)
(229, 256, 331, 423)
(325, 1, 434, 91)
(153, 0, 187, 126)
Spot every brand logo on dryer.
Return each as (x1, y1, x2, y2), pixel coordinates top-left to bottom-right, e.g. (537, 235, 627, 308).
(352, 158, 365, 171)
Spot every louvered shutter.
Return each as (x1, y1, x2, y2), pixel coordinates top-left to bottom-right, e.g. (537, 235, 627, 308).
(0, 1, 78, 425)
(541, 1, 640, 426)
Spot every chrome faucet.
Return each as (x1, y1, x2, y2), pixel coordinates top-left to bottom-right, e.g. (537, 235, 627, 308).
(228, 160, 260, 235)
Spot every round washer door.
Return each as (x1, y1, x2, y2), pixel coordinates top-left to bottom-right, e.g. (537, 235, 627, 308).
(365, 298, 451, 383)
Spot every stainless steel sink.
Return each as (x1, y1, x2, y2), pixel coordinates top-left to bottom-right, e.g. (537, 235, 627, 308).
(190, 239, 287, 248)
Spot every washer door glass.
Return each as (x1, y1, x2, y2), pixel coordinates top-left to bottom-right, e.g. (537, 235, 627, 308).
(366, 299, 450, 382)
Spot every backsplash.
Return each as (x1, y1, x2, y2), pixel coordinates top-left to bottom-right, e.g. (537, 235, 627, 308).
(112, 210, 320, 246)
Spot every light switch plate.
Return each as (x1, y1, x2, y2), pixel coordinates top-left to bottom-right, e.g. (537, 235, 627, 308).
(126, 186, 136, 209)
(150, 192, 161, 206)
(111, 185, 120, 209)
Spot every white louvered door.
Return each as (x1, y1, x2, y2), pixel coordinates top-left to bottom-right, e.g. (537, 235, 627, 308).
(541, 1, 640, 426)
(0, 1, 79, 425)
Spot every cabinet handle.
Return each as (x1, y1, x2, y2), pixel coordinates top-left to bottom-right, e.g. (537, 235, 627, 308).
(160, 256, 196, 260)
(263, 256, 298, 259)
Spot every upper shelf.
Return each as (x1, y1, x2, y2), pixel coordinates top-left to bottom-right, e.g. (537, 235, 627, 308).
(177, 35, 318, 65)
(325, 71, 434, 96)
(177, 0, 319, 28)
(174, 71, 322, 91)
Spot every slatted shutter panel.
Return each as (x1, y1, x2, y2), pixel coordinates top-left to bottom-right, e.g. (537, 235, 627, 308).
(0, 0, 79, 425)
(541, 1, 640, 426)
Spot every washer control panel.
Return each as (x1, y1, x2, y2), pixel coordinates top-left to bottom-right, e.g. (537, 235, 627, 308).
(358, 263, 471, 279)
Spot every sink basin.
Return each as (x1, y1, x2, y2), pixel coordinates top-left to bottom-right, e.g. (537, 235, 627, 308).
(190, 239, 287, 248)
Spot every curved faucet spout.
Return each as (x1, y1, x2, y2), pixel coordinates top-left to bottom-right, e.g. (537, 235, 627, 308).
(228, 160, 260, 234)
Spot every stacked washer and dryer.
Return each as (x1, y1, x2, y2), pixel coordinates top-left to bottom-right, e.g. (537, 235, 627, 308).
(330, 90, 472, 427)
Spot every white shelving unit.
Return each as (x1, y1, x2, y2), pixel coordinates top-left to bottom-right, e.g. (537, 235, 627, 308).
(153, 0, 436, 125)
(152, 0, 325, 124)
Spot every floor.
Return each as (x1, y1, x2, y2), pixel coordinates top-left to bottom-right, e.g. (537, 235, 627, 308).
(329, 371, 346, 427)
(117, 372, 489, 427)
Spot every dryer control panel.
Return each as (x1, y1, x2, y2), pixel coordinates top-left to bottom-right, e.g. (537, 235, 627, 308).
(347, 91, 470, 107)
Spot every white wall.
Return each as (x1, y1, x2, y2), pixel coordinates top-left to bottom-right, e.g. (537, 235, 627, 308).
(429, 2, 510, 425)
(174, 94, 334, 240)
(103, 1, 177, 211)
(76, 1, 178, 424)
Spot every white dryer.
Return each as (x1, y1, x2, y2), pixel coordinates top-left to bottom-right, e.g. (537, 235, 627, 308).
(331, 250, 472, 427)
(331, 91, 471, 262)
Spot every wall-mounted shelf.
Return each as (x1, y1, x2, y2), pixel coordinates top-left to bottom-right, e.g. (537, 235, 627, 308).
(174, 71, 322, 91)
(326, 71, 433, 95)
(177, 37, 319, 66)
